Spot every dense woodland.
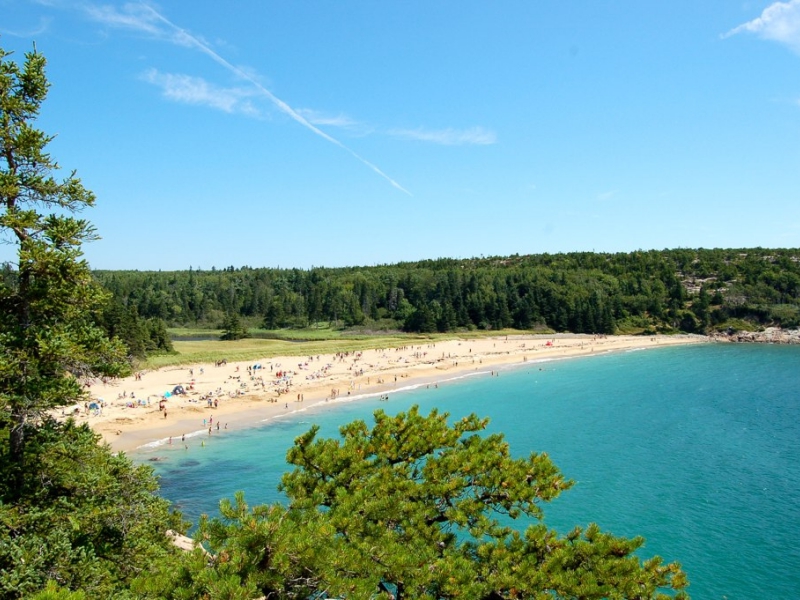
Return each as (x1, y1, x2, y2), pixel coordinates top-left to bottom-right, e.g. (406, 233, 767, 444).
(93, 247, 800, 348)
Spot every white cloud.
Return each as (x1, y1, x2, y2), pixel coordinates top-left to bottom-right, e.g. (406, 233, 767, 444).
(295, 109, 358, 128)
(84, 2, 163, 36)
(724, 0, 800, 53)
(141, 69, 260, 117)
(388, 126, 497, 146)
(83, 2, 213, 49)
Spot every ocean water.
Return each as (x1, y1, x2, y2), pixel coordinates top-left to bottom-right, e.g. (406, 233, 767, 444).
(143, 344, 800, 600)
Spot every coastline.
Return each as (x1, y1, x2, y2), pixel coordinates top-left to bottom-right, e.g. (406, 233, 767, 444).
(71, 334, 708, 454)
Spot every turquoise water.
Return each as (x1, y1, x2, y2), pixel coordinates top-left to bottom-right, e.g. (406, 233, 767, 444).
(144, 344, 800, 599)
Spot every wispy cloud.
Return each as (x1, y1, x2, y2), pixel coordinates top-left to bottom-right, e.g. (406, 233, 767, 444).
(141, 69, 260, 117)
(83, 2, 411, 194)
(724, 0, 800, 53)
(83, 2, 165, 37)
(296, 108, 359, 128)
(388, 126, 497, 146)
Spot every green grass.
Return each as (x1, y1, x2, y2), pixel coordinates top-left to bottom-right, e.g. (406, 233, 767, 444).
(168, 323, 350, 341)
(146, 328, 551, 369)
(248, 325, 348, 341)
(148, 335, 422, 368)
(168, 327, 223, 338)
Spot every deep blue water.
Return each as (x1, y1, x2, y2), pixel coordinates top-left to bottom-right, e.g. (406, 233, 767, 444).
(142, 344, 800, 600)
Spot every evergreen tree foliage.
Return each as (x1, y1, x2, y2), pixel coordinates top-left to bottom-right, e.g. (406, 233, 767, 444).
(0, 44, 183, 600)
(145, 315, 174, 354)
(0, 45, 129, 482)
(0, 419, 184, 599)
(220, 311, 249, 340)
(141, 408, 689, 599)
(98, 299, 174, 358)
(262, 297, 286, 330)
(94, 248, 800, 336)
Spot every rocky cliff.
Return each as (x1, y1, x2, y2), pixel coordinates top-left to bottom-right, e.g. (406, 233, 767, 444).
(711, 327, 800, 344)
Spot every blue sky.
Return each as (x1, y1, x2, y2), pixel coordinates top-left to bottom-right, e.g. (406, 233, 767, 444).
(2, 1, 799, 270)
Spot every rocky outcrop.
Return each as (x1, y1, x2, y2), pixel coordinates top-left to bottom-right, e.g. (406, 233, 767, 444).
(167, 529, 208, 554)
(710, 327, 800, 344)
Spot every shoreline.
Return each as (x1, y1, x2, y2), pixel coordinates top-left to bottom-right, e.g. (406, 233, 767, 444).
(70, 334, 708, 454)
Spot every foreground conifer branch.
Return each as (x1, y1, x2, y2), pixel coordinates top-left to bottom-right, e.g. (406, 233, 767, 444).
(141, 407, 688, 599)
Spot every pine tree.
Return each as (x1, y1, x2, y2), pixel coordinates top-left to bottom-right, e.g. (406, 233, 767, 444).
(0, 45, 128, 486)
(153, 407, 689, 599)
(220, 311, 249, 340)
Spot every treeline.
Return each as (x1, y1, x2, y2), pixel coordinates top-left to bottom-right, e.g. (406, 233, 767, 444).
(0, 263, 174, 359)
(98, 299, 174, 356)
(94, 247, 800, 337)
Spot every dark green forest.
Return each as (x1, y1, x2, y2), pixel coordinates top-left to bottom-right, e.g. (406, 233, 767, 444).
(93, 247, 800, 346)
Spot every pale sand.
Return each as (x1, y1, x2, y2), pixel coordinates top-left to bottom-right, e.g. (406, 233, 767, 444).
(68, 334, 708, 454)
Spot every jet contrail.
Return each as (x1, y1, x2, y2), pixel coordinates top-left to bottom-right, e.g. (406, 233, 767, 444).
(142, 5, 411, 195)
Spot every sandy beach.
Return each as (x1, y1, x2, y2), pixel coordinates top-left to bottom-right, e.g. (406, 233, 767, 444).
(68, 334, 707, 453)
